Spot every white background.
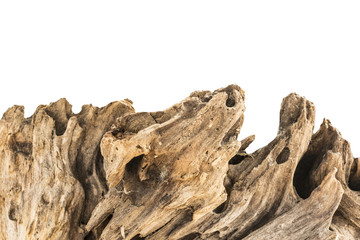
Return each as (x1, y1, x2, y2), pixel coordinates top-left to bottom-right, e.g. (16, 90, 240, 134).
(1, 1, 359, 156)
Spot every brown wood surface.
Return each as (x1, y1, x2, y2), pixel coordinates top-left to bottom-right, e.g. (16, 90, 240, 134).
(1, 85, 359, 239)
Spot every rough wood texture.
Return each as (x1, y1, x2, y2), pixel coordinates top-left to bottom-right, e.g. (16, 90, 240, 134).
(0, 85, 359, 240)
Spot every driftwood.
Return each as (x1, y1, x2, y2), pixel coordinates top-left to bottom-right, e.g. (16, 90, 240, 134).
(0, 85, 359, 239)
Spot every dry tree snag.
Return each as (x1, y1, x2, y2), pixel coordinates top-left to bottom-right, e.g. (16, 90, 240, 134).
(0, 84, 359, 240)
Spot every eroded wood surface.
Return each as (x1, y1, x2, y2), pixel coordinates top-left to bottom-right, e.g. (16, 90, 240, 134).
(0, 85, 359, 239)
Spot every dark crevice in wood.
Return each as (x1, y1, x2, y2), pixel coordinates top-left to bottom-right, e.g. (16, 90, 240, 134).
(126, 155, 144, 175)
(130, 234, 146, 240)
(213, 201, 226, 214)
(349, 158, 360, 191)
(228, 154, 247, 165)
(178, 232, 201, 240)
(276, 147, 290, 164)
(293, 153, 317, 199)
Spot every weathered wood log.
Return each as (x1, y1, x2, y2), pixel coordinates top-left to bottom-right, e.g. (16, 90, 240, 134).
(0, 85, 359, 239)
(0, 99, 134, 239)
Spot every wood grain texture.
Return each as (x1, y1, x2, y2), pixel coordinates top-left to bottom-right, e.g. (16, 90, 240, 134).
(0, 85, 359, 239)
